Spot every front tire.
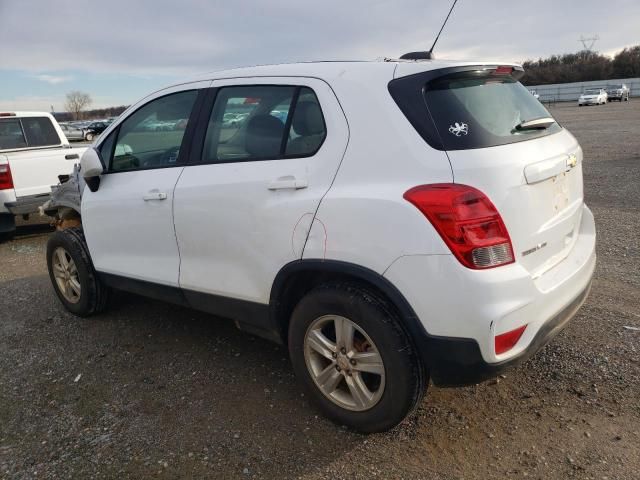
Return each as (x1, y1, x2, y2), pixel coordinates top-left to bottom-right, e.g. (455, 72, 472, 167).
(288, 283, 426, 433)
(47, 227, 109, 317)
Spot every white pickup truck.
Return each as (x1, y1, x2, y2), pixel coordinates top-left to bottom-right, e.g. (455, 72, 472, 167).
(0, 112, 87, 239)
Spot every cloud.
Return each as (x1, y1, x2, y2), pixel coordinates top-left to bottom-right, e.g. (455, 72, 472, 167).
(0, 0, 638, 77)
(0, 95, 60, 112)
(32, 74, 72, 85)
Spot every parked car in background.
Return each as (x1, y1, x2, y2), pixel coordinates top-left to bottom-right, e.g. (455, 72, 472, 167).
(578, 88, 607, 106)
(529, 89, 540, 100)
(59, 123, 86, 142)
(43, 60, 595, 433)
(0, 112, 86, 239)
(607, 84, 630, 102)
(83, 121, 110, 141)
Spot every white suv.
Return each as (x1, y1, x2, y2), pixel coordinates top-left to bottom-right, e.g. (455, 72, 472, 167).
(45, 60, 596, 432)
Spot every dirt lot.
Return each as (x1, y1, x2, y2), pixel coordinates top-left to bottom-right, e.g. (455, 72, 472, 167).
(1, 100, 639, 480)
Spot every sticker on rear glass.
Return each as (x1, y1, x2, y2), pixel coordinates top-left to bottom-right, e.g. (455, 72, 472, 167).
(448, 122, 468, 136)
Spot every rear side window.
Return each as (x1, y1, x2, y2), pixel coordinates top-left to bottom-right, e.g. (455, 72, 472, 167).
(201, 85, 326, 164)
(0, 117, 60, 150)
(390, 68, 562, 150)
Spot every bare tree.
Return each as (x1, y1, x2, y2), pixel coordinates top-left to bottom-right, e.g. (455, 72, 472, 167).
(64, 91, 92, 120)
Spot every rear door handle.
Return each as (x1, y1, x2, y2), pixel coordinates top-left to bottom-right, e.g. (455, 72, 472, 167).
(268, 176, 308, 190)
(143, 191, 167, 201)
(65, 153, 79, 160)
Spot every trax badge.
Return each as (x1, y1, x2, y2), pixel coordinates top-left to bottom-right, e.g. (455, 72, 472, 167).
(566, 153, 578, 169)
(448, 122, 468, 136)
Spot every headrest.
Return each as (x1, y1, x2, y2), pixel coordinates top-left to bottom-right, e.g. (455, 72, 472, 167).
(293, 101, 324, 136)
(245, 114, 285, 158)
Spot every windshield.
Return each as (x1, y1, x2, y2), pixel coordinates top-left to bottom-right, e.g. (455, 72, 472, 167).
(422, 72, 561, 150)
(584, 89, 600, 95)
(609, 85, 623, 89)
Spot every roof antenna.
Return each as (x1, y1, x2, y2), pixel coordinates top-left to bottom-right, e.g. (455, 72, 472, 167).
(400, 0, 459, 60)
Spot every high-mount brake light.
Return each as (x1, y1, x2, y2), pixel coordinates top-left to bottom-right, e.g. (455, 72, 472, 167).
(493, 66, 513, 75)
(0, 163, 14, 190)
(0, 112, 17, 117)
(403, 184, 515, 269)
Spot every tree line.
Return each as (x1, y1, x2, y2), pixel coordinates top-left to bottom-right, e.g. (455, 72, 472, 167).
(521, 45, 640, 86)
(58, 90, 128, 122)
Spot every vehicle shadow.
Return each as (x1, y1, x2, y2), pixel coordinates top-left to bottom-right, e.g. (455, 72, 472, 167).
(1, 275, 386, 479)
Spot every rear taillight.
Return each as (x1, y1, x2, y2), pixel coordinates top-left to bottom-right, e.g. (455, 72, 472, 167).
(0, 163, 14, 190)
(495, 325, 527, 355)
(403, 184, 514, 269)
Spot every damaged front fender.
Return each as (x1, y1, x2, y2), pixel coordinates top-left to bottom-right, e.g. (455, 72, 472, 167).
(41, 164, 86, 228)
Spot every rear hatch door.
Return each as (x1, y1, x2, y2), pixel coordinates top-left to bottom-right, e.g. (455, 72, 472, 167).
(392, 65, 583, 276)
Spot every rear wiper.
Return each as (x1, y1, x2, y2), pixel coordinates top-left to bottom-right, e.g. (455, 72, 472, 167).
(514, 117, 556, 131)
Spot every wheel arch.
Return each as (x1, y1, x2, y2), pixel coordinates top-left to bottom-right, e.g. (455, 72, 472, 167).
(269, 260, 429, 355)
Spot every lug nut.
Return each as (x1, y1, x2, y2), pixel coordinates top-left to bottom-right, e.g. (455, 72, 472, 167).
(332, 352, 337, 358)
(350, 359, 356, 366)
(335, 365, 341, 372)
(340, 347, 346, 355)
(346, 371, 352, 376)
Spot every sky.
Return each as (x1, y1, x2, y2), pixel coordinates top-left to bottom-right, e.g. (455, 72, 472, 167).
(1, 0, 638, 112)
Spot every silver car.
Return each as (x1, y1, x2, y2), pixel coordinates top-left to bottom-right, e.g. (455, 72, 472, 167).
(59, 123, 86, 142)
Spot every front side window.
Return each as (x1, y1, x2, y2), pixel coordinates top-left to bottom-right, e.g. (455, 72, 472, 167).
(107, 90, 198, 172)
(201, 85, 326, 164)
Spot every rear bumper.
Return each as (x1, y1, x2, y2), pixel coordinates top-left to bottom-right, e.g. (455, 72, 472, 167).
(421, 280, 591, 386)
(384, 204, 596, 386)
(4, 193, 51, 215)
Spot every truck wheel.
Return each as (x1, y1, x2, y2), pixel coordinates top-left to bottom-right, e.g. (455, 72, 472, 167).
(288, 283, 426, 433)
(47, 227, 109, 317)
(0, 214, 16, 242)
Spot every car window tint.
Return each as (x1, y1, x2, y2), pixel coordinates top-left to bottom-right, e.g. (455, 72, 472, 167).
(202, 85, 295, 163)
(285, 87, 326, 157)
(109, 90, 197, 172)
(423, 74, 561, 150)
(21, 117, 61, 147)
(0, 119, 27, 150)
(202, 85, 326, 163)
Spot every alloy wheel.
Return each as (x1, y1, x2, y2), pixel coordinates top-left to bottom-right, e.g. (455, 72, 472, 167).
(304, 315, 386, 411)
(52, 247, 81, 303)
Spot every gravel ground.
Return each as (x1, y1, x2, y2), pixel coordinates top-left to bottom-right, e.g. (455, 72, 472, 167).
(1, 100, 639, 480)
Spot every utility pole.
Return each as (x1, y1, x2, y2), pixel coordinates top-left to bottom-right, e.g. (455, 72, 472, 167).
(578, 35, 599, 52)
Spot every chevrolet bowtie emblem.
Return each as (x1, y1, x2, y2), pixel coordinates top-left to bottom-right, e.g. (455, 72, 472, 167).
(567, 153, 578, 169)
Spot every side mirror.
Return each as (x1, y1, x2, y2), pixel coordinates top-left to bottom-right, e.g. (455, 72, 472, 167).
(80, 148, 104, 192)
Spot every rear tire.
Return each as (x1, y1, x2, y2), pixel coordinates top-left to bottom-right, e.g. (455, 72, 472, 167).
(288, 282, 426, 433)
(46, 227, 109, 317)
(0, 214, 16, 242)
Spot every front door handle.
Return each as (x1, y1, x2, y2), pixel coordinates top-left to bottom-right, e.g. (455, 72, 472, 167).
(143, 191, 168, 201)
(268, 176, 308, 190)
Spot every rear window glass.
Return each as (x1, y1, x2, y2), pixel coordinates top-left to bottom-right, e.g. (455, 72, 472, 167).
(424, 73, 561, 150)
(21, 117, 61, 147)
(0, 119, 27, 150)
(0, 117, 60, 150)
